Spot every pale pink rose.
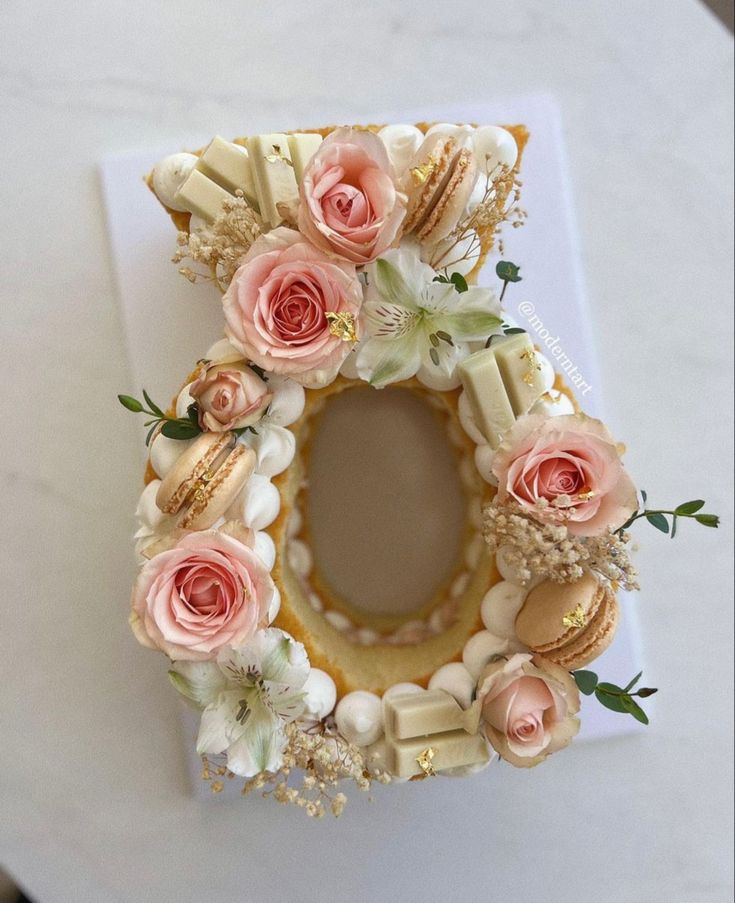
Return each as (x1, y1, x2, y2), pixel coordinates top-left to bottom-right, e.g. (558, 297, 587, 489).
(189, 362, 272, 432)
(130, 530, 274, 661)
(478, 653, 580, 768)
(298, 127, 406, 264)
(223, 227, 363, 387)
(492, 413, 638, 536)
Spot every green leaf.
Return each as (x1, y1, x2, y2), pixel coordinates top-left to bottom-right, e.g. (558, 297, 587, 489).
(694, 513, 720, 528)
(674, 499, 705, 516)
(450, 272, 469, 293)
(118, 394, 144, 412)
(671, 516, 678, 539)
(432, 274, 450, 284)
(621, 695, 649, 725)
(495, 260, 522, 283)
(160, 420, 200, 441)
(503, 326, 527, 335)
(145, 422, 159, 447)
(646, 512, 670, 533)
(624, 671, 643, 693)
(142, 390, 165, 417)
(640, 489, 647, 505)
(573, 670, 598, 695)
(187, 403, 200, 426)
(595, 687, 628, 713)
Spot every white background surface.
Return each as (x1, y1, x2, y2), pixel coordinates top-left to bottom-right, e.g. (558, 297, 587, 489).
(1, 2, 733, 902)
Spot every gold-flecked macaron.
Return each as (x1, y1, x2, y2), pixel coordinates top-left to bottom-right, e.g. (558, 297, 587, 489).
(514, 572, 619, 671)
(155, 431, 256, 531)
(402, 133, 479, 245)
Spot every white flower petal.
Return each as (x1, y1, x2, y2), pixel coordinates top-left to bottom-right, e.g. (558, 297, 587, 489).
(225, 710, 287, 777)
(356, 333, 422, 388)
(169, 661, 228, 709)
(196, 697, 237, 755)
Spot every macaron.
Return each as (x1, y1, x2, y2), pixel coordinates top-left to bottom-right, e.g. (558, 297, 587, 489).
(155, 431, 256, 531)
(402, 133, 478, 245)
(514, 572, 619, 670)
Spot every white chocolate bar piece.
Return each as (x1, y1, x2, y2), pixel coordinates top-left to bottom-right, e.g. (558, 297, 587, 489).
(174, 169, 231, 223)
(197, 136, 258, 207)
(458, 334, 545, 448)
(385, 730, 490, 778)
(287, 133, 323, 183)
(458, 348, 515, 448)
(248, 133, 299, 228)
(384, 690, 480, 740)
(492, 333, 545, 416)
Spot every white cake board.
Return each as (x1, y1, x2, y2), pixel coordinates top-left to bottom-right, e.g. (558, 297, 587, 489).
(101, 95, 645, 798)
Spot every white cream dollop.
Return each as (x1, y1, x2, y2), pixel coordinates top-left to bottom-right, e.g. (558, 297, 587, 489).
(480, 580, 528, 640)
(264, 375, 305, 428)
(335, 691, 384, 746)
(428, 663, 475, 709)
(462, 630, 515, 679)
(235, 473, 280, 530)
(204, 337, 245, 365)
(151, 153, 198, 212)
(149, 432, 195, 479)
(457, 390, 486, 445)
(301, 669, 338, 720)
(240, 425, 295, 477)
(472, 126, 518, 176)
(378, 124, 424, 178)
(474, 444, 497, 485)
(252, 530, 276, 571)
(530, 389, 575, 418)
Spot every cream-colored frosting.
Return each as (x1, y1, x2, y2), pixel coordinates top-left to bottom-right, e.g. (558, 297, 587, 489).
(472, 126, 518, 175)
(234, 473, 280, 530)
(334, 691, 384, 746)
(480, 580, 528, 640)
(151, 153, 198, 211)
(462, 630, 516, 679)
(428, 662, 475, 709)
(378, 124, 424, 178)
(301, 668, 338, 719)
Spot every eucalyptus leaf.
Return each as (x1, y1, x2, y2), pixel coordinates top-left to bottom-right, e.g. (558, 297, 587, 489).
(118, 394, 144, 412)
(621, 695, 649, 725)
(573, 670, 598, 695)
(594, 688, 628, 714)
(450, 272, 469, 293)
(674, 499, 705, 516)
(694, 513, 720, 528)
(142, 389, 165, 417)
(503, 326, 527, 335)
(160, 420, 200, 441)
(646, 512, 670, 533)
(495, 260, 522, 283)
(624, 671, 643, 693)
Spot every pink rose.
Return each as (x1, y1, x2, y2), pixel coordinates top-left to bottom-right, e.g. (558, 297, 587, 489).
(223, 227, 363, 386)
(298, 127, 406, 264)
(492, 413, 638, 536)
(478, 653, 580, 767)
(130, 530, 274, 660)
(189, 362, 272, 432)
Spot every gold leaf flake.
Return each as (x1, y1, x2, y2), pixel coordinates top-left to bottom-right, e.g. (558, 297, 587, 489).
(264, 144, 294, 167)
(416, 747, 437, 777)
(325, 311, 358, 343)
(561, 604, 587, 629)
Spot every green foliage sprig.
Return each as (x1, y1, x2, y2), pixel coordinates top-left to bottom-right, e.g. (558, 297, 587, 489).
(574, 670, 657, 725)
(496, 260, 522, 302)
(618, 490, 720, 538)
(433, 271, 469, 293)
(118, 391, 202, 446)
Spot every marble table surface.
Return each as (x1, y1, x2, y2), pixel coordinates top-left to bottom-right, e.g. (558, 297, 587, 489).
(0, 2, 732, 902)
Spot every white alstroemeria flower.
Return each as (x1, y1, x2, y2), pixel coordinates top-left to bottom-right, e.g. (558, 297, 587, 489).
(169, 628, 310, 777)
(355, 245, 501, 389)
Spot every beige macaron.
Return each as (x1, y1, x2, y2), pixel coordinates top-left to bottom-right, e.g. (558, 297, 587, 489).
(402, 133, 478, 245)
(155, 431, 256, 531)
(514, 572, 619, 671)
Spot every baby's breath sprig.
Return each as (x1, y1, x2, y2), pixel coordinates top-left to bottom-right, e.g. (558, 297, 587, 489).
(118, 391, 202, 445)
(617, 490, 720, 538)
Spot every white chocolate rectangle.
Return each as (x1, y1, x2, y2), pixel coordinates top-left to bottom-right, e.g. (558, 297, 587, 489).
(458, 348, 516, 448)
(385, 690, 474, 740)
(197, 136, 258, 206)
(174, 169, 231, 223)
(248, 133, 299, 228)
(493, 333, 545, 416)
(287, 133, 322, 183)
(385, 730, 490, 778)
